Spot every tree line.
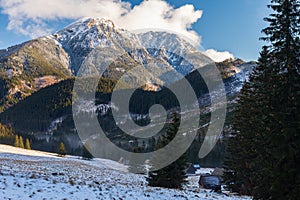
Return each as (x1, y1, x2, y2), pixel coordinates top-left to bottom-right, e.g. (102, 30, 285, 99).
(223, 0, 300, 199)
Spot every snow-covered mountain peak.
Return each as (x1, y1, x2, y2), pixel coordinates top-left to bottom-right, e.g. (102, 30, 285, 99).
(49, 18, 138, 73)
(45, 18, 203, 76)
(69, 17, 115, 35)
(138, 31, 197, 55)
(87, 18, 115, 30)
(62, 17, 115, 32)
(53, 17, 119, 45)
(36, 18, 250, 80)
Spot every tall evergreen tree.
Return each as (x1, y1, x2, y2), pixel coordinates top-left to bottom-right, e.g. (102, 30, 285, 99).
(25, 138, 31, 150)
(14, 135, 20, 147)
(0, 123, 14, 145)
(81, 143, 93, 160)
(147, 112, 188, 189)
(58, 142, 67, 157)
(19, 136, 25, 149)
(223, 47, 274, 195)
(128, 146, 146, 174)
(224, 0, 300, 199)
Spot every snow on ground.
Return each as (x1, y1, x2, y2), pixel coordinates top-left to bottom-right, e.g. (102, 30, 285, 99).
(0, 145, 250, 200)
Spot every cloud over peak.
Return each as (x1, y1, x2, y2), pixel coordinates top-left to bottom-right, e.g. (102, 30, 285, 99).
(0, 0, 202, 43)
(202, 49, 235, 62)
(0, 0, 234, 62)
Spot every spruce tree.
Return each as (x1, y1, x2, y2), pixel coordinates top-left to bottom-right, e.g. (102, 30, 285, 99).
(58, 142, 67, 157)
(0, 124, 14, 145)
(256, 1, 300, 198)
(81, 143, 93, 160)
(147, 112, 188, 189)
(14, 135, 20, 147)
(223, 47, 274, 195)
(128, 146, 146, 174)
(224, 0, 300, 199)
(25, 138, 31, 150)
(19, 136, 24, 149)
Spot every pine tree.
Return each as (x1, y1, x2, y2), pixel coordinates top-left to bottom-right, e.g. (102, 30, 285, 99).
(14, 135, 20, 147)
(81, 143, 93, 160)
(0, 123, 14, 145)
(128, 146, 146, 174)
(19, 136, 24, 149)
(224, 0, 300, 199)
(148, 136, 156, 151)
(260, 1, 300, 196)
(147, 112, 188, 189)
(58, 142, 67, 157)
(223, 47, 274, 195)
(25, 138, 31, 150)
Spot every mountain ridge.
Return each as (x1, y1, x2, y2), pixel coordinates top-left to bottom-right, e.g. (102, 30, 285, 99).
(0, 17, 254, 111)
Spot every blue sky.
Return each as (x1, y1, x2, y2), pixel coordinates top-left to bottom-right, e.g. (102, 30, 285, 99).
(0, 0, 270, 61)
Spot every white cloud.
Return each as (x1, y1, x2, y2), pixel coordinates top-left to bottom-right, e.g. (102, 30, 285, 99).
(0, 0, 202, 44)
(119, 1, 202, 44)
(0, 0, 234, 58)
(202, 49, 235, 62)
(0, 0, 130, 38)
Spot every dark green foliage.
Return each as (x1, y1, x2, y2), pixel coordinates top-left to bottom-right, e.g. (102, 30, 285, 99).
(0, 77, 123, 134)
(25, 138, 31, 150)
(0, 72, 208, 156)
(0, 79, 9, 112)
(1, 50, 248, 164)
(224, 47, 273, 195)
(128, 146, 147, 174)
(0, 79, 74, 134)
(224, 1, 300, 199)
(147, 137, 156, 152)
(19, 136, 24, 149)
(58, 142, 67, 157)
(0, 39, 72, 111)
(0, 123, 14, 145)
(14, 135, 19, 147)
(81, 143, 93, 160)
(147, 112, 188, 189)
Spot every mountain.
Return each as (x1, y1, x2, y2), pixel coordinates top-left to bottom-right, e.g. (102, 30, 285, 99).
(0, 37, 72, 111)
(0, 17, 256, 166)
(54, 18, 210, 76)
(0, 18, 211, 111)
(0, 17, 252, 111)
